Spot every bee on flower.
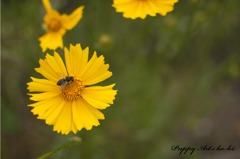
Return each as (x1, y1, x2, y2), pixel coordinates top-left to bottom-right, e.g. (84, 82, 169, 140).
(39, 0, 84, 52)
(112, 0, 179, 19)
(27, 44, 117, 134)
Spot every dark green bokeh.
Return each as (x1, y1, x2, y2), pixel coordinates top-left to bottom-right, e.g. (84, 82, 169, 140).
(2, 0, 240, 159)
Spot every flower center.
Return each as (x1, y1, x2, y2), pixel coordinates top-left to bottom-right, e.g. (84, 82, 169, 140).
(48, 18, 62, 32)
(62, 79, 84, 101)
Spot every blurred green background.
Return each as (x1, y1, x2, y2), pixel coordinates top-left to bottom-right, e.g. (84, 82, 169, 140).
(2, 0, 240, 158)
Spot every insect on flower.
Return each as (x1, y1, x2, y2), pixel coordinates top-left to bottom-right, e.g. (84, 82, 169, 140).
(57, 76, 74, 90)
(27, 44, 117, 134)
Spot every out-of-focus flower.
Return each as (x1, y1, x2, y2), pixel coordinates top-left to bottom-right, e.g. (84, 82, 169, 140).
(39, 0, 84, 52)
(99, 34, 112, 48)
(27, 44, 117, 134)
(112, 0, 178, 19)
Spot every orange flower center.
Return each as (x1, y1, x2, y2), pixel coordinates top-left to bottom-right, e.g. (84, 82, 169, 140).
(62, 79, 84, 101)
(48, 18, 62, 32)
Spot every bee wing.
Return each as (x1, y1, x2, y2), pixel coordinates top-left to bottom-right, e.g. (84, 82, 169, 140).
(61, 82, 68, 90)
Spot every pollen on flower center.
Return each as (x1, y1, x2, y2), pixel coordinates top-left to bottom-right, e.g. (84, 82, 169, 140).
(62, 79, 84, 101)
(48, 18, 62, 32)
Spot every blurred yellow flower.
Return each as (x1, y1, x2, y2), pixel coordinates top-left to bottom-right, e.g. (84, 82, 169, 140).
(39, 0, 84, 52)
(27, 44, 117, 134)
(112, 0, 179, 19)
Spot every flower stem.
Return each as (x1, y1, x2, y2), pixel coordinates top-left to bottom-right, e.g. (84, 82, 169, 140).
(37, 141, 81, 159)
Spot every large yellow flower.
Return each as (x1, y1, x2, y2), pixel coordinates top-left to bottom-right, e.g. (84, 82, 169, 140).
(27, 44, 117, 134)
(39, 0, 84, 52)
(112, 0, 179, 19)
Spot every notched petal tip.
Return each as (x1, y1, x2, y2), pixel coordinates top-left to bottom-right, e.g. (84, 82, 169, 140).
(75, 43, 82, 50)
(53, 51, 59, 56)
(64, 47, 70, 53)
(27, 93, 34, 97)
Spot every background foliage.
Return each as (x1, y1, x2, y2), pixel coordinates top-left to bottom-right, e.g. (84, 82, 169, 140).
(2, 0, 240, 158)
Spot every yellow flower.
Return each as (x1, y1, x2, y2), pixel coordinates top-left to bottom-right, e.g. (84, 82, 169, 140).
(39, 0, 84, 52)
(27, 44, 117, 134)
(112, 0, 179, 19)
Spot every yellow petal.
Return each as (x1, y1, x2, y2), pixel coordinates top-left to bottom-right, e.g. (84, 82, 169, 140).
(39, 32, 64, 52)
(72, 100, 84, 131)
(81, 52, 112, 86)
(86, 103, 105, 120)
(77, 46, 89, 77)
(31, 96, 62, 117)
(151, 0, 177, 16)
(28, 99, 48, 108)
(64, 44, 89, 77)
(35, 60, 58, 82)
(29, 91, 61, 101)
(27, 77, 59, 92)
(42, 0, 52, 13)
(113, 1, 139, 19)
(112, 0, 178, 19)
(67, 44, 79, 76)
(82, 84, 117, 110)
(37, 100, 62, 120)
(61, 6, 84, 30)
(72, 99, 103, 131)
(53, 52, 68, 77)
(35, 53, 67, 82)
(45, 53, 68, 78)
(45, 100, 65, 125)
(53, 101, 74, 134)
(129, 1, 149, 19)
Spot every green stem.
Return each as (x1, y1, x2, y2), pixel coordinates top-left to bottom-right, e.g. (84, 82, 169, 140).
(37, 141, 81, 159)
